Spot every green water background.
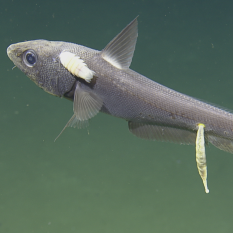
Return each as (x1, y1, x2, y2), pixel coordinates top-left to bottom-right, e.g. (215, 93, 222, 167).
(1, 0, 233, 232)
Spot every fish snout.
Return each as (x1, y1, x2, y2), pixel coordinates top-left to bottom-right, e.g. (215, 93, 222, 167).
(7, 44, 15, 61)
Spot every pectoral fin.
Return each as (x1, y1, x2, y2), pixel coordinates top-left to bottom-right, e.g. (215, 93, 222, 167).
(55, 84, 102, 141)
(73, 83, 103, 120)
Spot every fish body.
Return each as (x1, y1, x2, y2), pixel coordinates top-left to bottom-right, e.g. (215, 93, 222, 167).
(7, 18, 233, 192)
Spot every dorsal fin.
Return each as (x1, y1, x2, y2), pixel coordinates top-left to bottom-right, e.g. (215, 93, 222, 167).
(101, 17, 138, 69)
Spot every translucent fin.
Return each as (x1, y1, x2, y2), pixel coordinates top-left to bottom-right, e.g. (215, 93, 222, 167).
(128, 121, 196, 144)
(196, 124, 209, 193)
(73, 83, 103, 121)
(208, 135, 233, 154)
(54, 114, 89, 142)
(101, 17, 138, 69)
(54, 84, 102, 141)
(65, 114, 89, 129)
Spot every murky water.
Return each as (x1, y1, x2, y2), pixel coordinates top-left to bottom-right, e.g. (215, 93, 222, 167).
(1, 0, 233, 232)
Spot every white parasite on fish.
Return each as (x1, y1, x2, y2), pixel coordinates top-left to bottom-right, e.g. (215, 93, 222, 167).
(59, 51, 95, 83)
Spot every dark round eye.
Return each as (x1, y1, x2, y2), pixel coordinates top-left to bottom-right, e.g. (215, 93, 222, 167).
(23, 50, 37, 67)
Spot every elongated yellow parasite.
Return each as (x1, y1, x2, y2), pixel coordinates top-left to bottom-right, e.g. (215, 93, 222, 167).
(59, 51, 95, 83)
(196, 123, 209, 193)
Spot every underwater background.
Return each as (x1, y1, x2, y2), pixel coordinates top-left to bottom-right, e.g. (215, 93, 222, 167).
(1, 0, 233, 232)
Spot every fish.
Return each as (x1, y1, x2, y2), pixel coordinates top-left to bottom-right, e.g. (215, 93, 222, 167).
(7, 18, 233, 193)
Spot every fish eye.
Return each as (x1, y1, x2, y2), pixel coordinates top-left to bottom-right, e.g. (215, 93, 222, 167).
(23, 50, 37, 67)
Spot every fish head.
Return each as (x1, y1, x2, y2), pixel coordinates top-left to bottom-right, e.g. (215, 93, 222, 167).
(7, 40, 76, 97)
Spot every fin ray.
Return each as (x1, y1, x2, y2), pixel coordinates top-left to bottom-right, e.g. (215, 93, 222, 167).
(54, 84, 102, 141)
(128, 121, 196, 144)
(54, 114, 89, 142)
(73, 83, 103, 121)
(101, 17, 138, 69)
(208, 135, 233, 154)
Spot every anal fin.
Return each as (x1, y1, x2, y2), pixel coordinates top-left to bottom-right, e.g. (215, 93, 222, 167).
(128, 121, 196, 144)
(208, 135, 233, 154)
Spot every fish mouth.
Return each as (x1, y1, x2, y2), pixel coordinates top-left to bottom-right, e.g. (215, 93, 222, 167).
(7, 43, 24, 67)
